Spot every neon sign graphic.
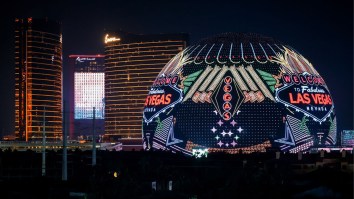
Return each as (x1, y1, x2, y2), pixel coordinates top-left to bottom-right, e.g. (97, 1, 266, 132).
(272, 47, 335, 123)
(76, 57, 96, 63)
(104, 34, 120, 44)
(143, 75, 183, 123)
(142, 33, 337, 155)
(211, 75, 244, 120)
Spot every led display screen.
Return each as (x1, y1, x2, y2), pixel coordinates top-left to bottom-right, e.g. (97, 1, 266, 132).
(341, 130, 354, 147)
(142, 33, 337, 155)
(75, 73, 105, 119)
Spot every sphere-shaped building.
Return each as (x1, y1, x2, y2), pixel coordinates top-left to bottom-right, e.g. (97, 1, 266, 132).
(142, 33, 336, 155)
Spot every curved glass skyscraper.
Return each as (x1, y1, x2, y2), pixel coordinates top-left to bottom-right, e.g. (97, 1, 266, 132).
(104, 32, 188, 139)
(15, 18, 62, 141)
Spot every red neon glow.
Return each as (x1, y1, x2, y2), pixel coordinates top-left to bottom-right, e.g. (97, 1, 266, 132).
(223, 85, 232, 92)
(223, 102, 232, 111)
(223, 93, 232, 101)
(224, 76, 232, 84)
(223, 112, 231, 120)
(289, 93, 332, 105)
(144, 94, 172, 106)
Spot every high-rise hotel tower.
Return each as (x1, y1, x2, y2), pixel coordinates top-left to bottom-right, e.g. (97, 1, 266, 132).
(67, 55, 105, 138)
(104, 32, 188, 139)
(15, 18, 62, 141)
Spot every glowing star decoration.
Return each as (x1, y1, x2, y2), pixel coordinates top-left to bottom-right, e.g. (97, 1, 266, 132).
(237, 127, 243, 133)
(225, 143, 229, 147)
(227, 130, 233, 136)
(211, 127, 217, 133)
(230, 120, 237, 127)
(215, 135, 220, 140)
(221, 130, 227, 137)
(234, 135, 240, 140)
(217, 140, 224, 147)
(217, 120, 224, 126)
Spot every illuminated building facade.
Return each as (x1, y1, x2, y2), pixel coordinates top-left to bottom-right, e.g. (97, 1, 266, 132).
(15, 18, 62, 141)
(341, 130, 354, 147)
(142, 33, 337, 155)
(104, 32, 188, 139)
(68, 55, 105, 137)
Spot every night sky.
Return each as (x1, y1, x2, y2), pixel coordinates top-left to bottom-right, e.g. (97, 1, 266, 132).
(0, 0, 352, 136)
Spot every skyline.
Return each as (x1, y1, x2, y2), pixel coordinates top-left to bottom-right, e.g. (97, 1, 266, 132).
(0, 0, 352, 136)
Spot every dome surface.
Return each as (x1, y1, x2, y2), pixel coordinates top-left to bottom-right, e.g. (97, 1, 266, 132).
(142, 33, 336, 155)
